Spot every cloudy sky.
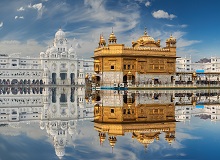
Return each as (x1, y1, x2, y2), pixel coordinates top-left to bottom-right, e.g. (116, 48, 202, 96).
(0, 0, 220, 61)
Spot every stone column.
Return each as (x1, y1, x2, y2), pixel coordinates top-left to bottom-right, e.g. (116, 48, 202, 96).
(152, 78, 154, 86)
(173, 77, 175, 86)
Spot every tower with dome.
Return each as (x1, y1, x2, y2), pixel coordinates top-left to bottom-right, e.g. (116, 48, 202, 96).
(93, 28, 177, 87)
(40, 28, 94, 85)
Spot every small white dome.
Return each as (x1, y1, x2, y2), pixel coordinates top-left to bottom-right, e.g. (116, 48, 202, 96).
(68, 46, 75, 54)
(50, 129, 56, 136)
(40, 121, 45, 130)
(55, 29, 65, 40)
(40, 52, 45, 56)
(55, 148, 65, 159)
(61, 52, 66, 56)
(68, 128, 75, 135)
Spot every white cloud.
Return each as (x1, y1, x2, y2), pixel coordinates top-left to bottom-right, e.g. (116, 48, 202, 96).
(145, 1, 151, 7)
(17, 7, 25, 11)
(177, 39, 201, 48)
(0, 22, 3, 28)
(135, 0, 144, 3)
(28, 3, 44, 18)
(55, 0, 140, 58)
(152, 10, 176, 20)
(165, 24, 175, 27)
(165, 24, 188, 28)
(32, 3, 43, 11)
(15, 16, 24, 19)
(180, 24, 188, 28)
(0, 39, 46, 57)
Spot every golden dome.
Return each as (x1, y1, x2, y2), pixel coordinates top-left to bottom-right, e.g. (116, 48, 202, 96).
(98, 34, 106, 47)
(108, 136, 117, 148)
(137, 28, 155, 44)
(137, 31, 155, 44)
(99, 132, 106, 145)
(166, 34, 176, 43)
(108, 28, 117, 43)
(109, 32, 116, 39)
(100, 35, 106, 43)
(132, 28, 160, 48)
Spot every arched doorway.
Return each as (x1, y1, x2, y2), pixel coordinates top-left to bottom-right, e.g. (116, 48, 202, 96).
(123, 75, 127, 84)
(171, 76, 174, 84)
(123, 74, 135, 84)
(11, 79, 18, 85)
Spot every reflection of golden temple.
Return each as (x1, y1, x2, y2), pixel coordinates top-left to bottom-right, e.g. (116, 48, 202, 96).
(94, 91, 176, 150)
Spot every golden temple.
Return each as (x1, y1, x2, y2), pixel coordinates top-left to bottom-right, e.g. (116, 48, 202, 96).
(93, 28, 177, 87)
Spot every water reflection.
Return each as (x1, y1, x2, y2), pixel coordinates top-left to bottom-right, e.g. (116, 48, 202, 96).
(90, 89, 220, 157)
(1, 88, 220, 159)
(0, 86, 93, 159)
(93, 90, 176, 151)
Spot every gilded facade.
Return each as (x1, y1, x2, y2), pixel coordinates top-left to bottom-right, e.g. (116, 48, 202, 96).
(93, 90, 176, 149)
(93, 29, 177, 87)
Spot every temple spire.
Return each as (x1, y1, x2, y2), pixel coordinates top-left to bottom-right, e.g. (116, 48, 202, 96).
(144, 27, 147, 35)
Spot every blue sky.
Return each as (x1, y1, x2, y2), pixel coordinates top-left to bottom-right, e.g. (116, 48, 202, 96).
(0, 0, 219, 61)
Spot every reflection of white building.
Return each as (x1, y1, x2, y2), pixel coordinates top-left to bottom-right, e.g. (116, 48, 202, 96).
(0, 86, 94, 159)
(175, 92, 220, 122)
(0, 29, 94, 85)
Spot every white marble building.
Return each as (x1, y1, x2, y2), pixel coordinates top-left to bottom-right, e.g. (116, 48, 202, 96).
(0, 86, 94, 159)
(176, 57, 192, 72)
(0, 29, 94, 85)
(175, 57, 217, 73)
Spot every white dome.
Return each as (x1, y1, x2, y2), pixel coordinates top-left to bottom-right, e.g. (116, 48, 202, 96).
(40, 122, 45, 130)
(61, 52, 66, 56)
(68, 46, 75, 54)
(61, 122, 67, 130)
(68, 128, 75, 135)
(55, 29, 65, 40)
(55, 148, 65, 159)
(40, 52, 45, 56)
(50, 129, 56, 136)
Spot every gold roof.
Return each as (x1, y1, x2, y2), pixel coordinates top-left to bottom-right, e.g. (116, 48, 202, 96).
(109, 32, 117, 40)
(132, 28, 161, 48)
(100, 35, 106, 43)
(137, 30, 155, 44)
(166, 34, 176, 42)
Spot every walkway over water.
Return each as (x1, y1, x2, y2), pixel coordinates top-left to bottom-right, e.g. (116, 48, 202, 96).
(128, 84, 220, 90)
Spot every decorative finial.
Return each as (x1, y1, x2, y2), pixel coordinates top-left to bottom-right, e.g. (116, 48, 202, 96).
(112, 27, 114, 33)
(144, 27, 147, 35)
